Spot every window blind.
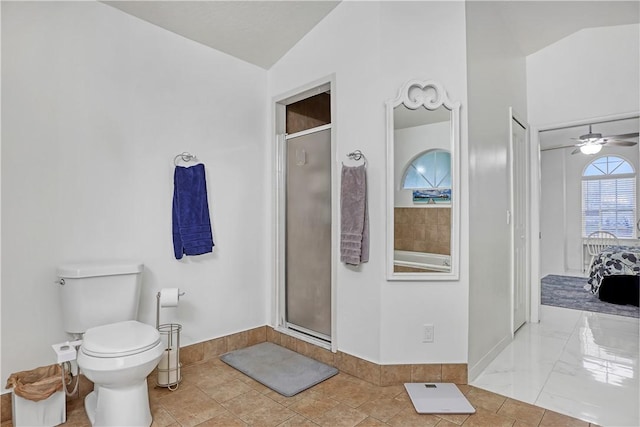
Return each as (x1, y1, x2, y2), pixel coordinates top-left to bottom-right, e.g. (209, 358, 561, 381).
(582, 177, 636, 238)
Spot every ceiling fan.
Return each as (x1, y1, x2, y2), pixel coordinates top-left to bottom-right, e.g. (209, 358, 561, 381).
(542, 124, 639, 155)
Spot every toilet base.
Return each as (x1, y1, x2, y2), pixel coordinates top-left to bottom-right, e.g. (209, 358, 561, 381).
(84, 379, 152, 426)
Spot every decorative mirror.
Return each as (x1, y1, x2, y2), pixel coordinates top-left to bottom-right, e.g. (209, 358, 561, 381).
(386, 79, 460, 280)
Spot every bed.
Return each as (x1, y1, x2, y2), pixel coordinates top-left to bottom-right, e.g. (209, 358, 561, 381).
(585, 245, 640, 306)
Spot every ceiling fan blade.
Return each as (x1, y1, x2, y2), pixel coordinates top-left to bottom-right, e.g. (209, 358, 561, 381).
(540, 144, 578, 152)
(602, 132, 639, 140)
(605, 140, 638, 147)
(570, 147, 582, 155)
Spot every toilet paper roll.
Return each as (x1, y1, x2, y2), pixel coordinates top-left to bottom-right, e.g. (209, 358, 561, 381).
(157, 349, 181, 386)
(159, 288, 180, 307)
(158, 365, 181, 386)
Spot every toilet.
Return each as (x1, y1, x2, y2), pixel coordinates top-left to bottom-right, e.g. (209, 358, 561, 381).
(58, 261, 164, 427)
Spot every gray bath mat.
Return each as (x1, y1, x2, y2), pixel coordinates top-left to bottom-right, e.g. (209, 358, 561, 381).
(220, 342, 338, 397)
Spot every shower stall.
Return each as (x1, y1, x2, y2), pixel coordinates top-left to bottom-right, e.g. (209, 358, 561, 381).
(274, 83, 335, 346)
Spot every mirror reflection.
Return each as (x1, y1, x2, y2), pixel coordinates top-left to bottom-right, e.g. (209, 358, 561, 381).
(386, 79, 460, 281)
(393, 105, 452, 273)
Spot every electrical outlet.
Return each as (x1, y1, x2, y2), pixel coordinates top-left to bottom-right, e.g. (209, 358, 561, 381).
(423, 324, 434, 343)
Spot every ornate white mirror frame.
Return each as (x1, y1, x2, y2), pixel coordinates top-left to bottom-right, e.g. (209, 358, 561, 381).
(386, 79, 460, 281)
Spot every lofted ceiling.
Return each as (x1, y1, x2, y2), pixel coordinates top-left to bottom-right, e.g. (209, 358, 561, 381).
(103, 1, 340, 69)
(103, 1, 639, 70)
(493, 0, 640, 55)
(102, 1, 639, 143)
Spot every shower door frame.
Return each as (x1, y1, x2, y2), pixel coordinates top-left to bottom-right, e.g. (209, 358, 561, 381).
(273, 75, 337, 352)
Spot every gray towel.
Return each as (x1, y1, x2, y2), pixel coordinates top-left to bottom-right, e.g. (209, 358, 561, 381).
(340, 164, 369, 265)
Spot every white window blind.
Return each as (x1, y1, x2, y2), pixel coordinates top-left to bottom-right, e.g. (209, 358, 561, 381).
(581, 156, 636, 238)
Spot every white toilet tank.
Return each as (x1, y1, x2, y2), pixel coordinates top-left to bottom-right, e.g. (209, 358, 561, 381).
(57, 261, 144, 334)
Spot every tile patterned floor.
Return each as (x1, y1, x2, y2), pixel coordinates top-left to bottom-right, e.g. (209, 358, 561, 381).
(472, 305, 639, 427)
(2, 356, 597, 427)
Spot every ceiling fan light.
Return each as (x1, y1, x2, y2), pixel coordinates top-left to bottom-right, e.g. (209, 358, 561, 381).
(580, 143, 602, 155)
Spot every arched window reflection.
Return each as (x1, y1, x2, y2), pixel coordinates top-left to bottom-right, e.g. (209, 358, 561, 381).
(402, 149, 451, 203)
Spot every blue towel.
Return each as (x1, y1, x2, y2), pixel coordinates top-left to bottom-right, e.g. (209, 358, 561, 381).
(172, 164, 214, 259)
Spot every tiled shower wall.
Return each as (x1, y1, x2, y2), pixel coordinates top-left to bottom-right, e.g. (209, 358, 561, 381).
(394, 207, 451, 255)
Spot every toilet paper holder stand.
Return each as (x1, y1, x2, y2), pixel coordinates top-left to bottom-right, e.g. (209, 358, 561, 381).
(155, 289, 185, 390)
(156, 289, 185, 328)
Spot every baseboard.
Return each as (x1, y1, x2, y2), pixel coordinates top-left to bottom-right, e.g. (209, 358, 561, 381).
(176, 325, 469, 387)
(468, 333, 512, 383)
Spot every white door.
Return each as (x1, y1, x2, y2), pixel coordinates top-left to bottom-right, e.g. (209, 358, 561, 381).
(511, 110, 528, 333)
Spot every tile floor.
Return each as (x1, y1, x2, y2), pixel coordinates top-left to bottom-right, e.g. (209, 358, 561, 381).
(472, 305, 640, 427)
(2, 355, 596, 427)
(6, 305, 629, 427)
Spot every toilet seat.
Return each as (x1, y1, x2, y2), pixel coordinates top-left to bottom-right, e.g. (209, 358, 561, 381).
(82, 320, 160, 358)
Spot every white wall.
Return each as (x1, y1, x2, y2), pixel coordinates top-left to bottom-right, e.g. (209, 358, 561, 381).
(1, 1, 268, 387)
(465, 1, 528, 379)
(540, 150, 567, 276)
(268, 1, 384, 363)
(527, 24, 640, 127)
(528, 24, 640, 278)
(379, 0, 468, 364)
(269, 1, 469, 364)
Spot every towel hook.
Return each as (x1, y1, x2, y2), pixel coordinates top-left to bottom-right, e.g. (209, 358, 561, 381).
(346, 150, 367, 166)
(174, 152, 197, 166)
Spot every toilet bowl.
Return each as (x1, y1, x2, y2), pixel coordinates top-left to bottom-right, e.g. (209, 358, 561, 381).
(77, 320, 164, 426)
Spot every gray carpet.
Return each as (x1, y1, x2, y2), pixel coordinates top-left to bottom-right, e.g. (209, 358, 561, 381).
(220, 342, 338, 397)
(541, 274, 639, 318)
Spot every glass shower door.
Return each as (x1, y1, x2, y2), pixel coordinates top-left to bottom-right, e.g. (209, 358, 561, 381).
(285, 127, 332, 340)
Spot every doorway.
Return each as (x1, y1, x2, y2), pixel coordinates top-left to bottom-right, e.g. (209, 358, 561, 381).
(274, 79, 336, 348)
(531, 113, 640, 322)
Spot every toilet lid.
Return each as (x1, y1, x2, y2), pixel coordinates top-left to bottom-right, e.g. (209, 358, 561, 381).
(82, 320, 161, 358)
